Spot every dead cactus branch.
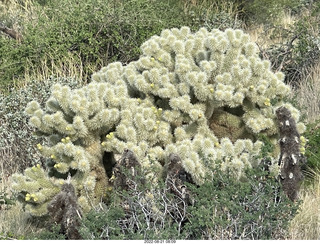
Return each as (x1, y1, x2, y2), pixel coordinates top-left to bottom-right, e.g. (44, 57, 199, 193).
(165, 153, 194, 204)
(47, 176, 82, 240)
(112, 149, 145, 191)
(276, 106, 305, 201)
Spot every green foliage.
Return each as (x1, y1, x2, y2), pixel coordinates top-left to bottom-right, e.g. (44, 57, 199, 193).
(79, 204, 126, 240)
(31, 224, 66, 240)
(240, 0, 301, 24)
(284, 15, 320, 84)
(303, 121, 320, 175)
(182, 165, 300, 239)
(0, 0, 188, 91)
(78, 163, 300, 240)
(0, 191, 15, 207)
(257, 1, 320, 85)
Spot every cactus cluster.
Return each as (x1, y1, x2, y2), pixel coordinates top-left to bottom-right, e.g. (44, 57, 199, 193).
(12, 27, 305, 216)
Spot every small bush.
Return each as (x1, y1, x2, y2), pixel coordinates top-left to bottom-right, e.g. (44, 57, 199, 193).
(79, 204, 127, 240)
(302, 121, 320, 177)
(78, 163, 299, 240)
(182, 165, 300, 240)
(240, 0, 300, 24)
(30, 223, 66, 240)
(79, 169, 185, 240)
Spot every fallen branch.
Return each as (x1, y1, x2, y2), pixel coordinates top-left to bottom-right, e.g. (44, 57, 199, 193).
(0, 22, 23, 41)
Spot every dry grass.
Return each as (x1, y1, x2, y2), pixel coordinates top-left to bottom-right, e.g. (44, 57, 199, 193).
(287, 62, 320, 239)
(0, 175, 37, 239)
(180, 0, 242, 18)
(246, 10, 296, 48)
(0, 0, 34, 31)
(0, 202, 39, 239)
(288, 171, 320, 240)
(289, 63, 320, 123)
(19, 52, 90, 89)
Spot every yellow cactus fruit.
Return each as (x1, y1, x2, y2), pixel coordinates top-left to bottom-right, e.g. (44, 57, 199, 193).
(25, 193, 31, 201)
(37, 144, 43, 150)
(264, 98, 271, 107)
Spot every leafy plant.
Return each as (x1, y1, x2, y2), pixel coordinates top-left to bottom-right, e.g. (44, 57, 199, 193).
(0, 0, 189, 91)
(30, 223, 66, 240)
(302, 120, 320, 177)
(0, 191, 15, 208)
(182, 165, 300, 239)
(77, 162, 300, 240)
(255, 1, 320, 85)
(240, 0, 300, 24)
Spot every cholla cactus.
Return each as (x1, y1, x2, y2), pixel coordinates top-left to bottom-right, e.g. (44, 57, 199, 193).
(12, 27, 305, 216)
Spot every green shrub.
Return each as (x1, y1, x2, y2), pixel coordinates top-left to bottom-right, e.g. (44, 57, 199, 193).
(256, 1, 320, 85)
(79, 174, 183, 240)
(30, 223, 66, 240)
(79, 204, 127, 240)
(240, 0, 301, 24)
(182, 165, 300, 240)
(0, 0, 244, 92)
(0, 0, 188, 91)
(302, 121, 320, 176)
(78, 163, 299, 240)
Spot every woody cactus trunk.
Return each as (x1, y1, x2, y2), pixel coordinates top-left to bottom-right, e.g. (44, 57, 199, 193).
(12, 27, 306, 216)
(276, 106, 306, 201)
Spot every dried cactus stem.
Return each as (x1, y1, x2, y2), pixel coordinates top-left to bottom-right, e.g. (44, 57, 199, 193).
(112, 149, 144, 191)
(47, 179, 82, 239)
(276, 106, 304, 201)
(165, 153, 194, 204)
